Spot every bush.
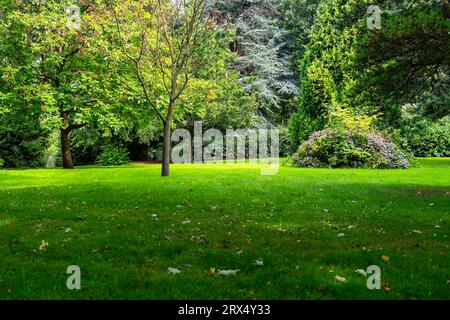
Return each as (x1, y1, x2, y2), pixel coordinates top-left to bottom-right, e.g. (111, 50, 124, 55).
(97, 146, 130, 166)
(0, 112, 49, 168)
(0, 158, 4, 167)
(278, 126, 294, 157)
(292, 107, 410, 169)
(401, 116, 450, 157)
(293, 128, 409, 169)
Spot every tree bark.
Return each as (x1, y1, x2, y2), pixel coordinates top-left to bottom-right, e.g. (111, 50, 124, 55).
(162, 120, 171, 177)
(60, 128, 74, 169)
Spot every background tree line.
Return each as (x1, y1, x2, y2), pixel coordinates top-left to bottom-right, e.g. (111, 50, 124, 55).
(0, 0, 448, 172)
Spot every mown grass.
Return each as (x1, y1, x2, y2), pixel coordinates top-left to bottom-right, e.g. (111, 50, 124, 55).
(0, 158, 449, 300)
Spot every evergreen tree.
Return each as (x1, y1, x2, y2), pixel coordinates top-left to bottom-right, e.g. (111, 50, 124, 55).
(210, 0, 299, 115)
(289, 0, 449, 148)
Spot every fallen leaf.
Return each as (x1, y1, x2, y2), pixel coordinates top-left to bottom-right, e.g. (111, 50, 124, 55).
(39, 240, 49, 252)
(335, 275, 346, 282)
(254, 260, 264, 266)
(382, 255, 390, 262)
(218, 269, 239, 276)
(167, 267, 181, 275)
(355, 269, 367, 276)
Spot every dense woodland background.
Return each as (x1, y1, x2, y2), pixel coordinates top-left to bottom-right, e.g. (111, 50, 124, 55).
(0, 0, 449, 170)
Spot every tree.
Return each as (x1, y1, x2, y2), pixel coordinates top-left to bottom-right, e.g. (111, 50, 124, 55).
(288, 0, 362, 146)
(279, 0, 321, 74)
(109, 0, 217, 176)
(0, 0, 116, 169)
(354, 0, 450, 117)
(289, 0, 449, 148)
(210, 0, 299, 117)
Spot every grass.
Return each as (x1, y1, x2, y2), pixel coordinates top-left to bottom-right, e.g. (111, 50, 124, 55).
(0, 158, 449, 300)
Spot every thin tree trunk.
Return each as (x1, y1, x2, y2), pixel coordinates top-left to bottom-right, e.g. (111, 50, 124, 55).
(162, 120, 171, 177)
(60, 128, 74, 169)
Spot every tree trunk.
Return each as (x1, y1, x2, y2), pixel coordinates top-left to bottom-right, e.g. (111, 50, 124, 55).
(162, 120, 171, 177)
(60, 128, 74, 169)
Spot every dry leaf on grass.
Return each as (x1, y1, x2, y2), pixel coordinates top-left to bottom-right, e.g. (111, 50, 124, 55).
(167, 268, 181, 275)
(218, 269, 240, 276)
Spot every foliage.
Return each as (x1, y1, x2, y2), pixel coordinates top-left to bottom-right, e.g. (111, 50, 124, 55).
(0, 108, 49, 168)
(293, 107, 409, 169)
(278, 125, 294, 156)
(289, 0, 450, 150)
(97, 145, 129, 166)
(279, 0, 321, 74)
(109, 0, 225, 176)
(178, 70, 259, 131)
(396, 92, 450, 157)
(293, 128, 410, 169)
(328, 107, 377, 134)
(71, 127, 104, 165)
(0, 0, 123, 168)
(1, 0, 257, 169)
(401, 115, 450, 157)
(289, 0, 367, 146)
(355, 0, 450, 109)
(1, 0, 447, 170)
(211, 0, 299, 111)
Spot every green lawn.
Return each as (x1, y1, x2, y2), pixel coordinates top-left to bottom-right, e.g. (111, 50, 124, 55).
(0, 159, 449, 300)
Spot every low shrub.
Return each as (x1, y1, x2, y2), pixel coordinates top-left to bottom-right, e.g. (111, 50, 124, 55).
(97, 145, 130, 166)
(292, 108, 410, 171)
(293, 129, 409, 169)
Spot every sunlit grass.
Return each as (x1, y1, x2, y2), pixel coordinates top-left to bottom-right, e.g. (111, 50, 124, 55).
(0, 158, 449, 299)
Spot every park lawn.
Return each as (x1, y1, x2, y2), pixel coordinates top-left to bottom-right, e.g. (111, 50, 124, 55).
(0, 159, 449, 300)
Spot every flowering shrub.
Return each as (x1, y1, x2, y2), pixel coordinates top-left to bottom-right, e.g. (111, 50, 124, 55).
(293, 129, 409, 169)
